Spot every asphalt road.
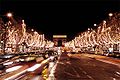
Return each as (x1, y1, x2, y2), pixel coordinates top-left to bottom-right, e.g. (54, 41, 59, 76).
(54, 53, 120, 80)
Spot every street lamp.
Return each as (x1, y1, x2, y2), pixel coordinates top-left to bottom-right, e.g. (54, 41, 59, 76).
(108, 13, 113, 17)
(108, 13, 113, 20)
(103, 20, 106, 23)
(94, 24, 97, 27)
(7, 12, 13, 18)
(31, 29, 34, 32)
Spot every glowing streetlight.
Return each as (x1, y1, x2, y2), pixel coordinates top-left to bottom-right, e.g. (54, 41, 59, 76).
(103, 20, 106, 23)
(31, 29, 34, 31)
(7, 12, 13, 18)
(34, 31, 37, 34)
(94, 24, 97, 26)
(108, 13, 113, 17)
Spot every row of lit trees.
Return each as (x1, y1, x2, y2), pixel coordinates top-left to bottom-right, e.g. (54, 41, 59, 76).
(65, 12, 120, 52)
(0, 13, 54, 54)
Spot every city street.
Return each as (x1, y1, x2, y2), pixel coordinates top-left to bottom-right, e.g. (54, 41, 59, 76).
(54, 53, 120, 80)
(1, 0, 120, 80)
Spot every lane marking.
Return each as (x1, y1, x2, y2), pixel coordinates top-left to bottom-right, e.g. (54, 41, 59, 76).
(82, 71, 87, 74)
(87, 75, 95, 80)
(115, 71, 120, 77)
(79, 67, 95, 80)
(79, 67, 87, 75)
(72, 67, 80, 77)
(64, 71, 80, 77)
(116, 71, 120, 75)
(113, 78, 116, 80)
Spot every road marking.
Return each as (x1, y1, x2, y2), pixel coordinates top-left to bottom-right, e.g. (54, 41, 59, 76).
(78, 67, 87, 75)
(116, 71, 120, 75)
(113, 78, 116, 80)
(64, 71, 80, 77)
(79, 67, 95, 80)
(87, 75, 95, 80)
(82, 71, 87, 74)
(72, 67, 80, 77)
(115, 71, 120, 77)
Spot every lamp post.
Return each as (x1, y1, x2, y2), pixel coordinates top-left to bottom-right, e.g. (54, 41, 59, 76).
(94, 24, 97, 27)
(108, 13, 113, 17)
(7, 13, 13, 18)
(108, 13, 113, 20)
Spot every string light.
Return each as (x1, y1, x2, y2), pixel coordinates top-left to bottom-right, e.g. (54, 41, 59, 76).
(65, 12, 120, 52)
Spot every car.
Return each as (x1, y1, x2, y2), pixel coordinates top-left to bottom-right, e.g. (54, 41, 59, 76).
(45, 50, 58, 56)
(0, 54, 15, 59)
(18, 56, 36, 62)
(44, 50, 58, 61)
(113, 51, 120, 58)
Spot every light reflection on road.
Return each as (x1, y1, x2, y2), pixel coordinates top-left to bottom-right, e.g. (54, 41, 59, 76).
(6, 66, 22, 72)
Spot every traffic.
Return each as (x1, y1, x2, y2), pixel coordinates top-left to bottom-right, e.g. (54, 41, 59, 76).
(0, 47, 61, 80)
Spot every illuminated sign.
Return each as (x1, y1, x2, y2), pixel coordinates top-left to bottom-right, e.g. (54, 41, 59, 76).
(53, 35, 67, 38)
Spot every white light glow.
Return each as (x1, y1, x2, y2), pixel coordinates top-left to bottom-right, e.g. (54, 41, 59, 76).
(27, 64, 41, 72)
(94, 24, 97, 26)
(3, 61, 13, 66)
(53, 35, 67, 38)
(7, 13, 12, 17)
(109, 13, 113, 17)
(6, 66, 22, 72)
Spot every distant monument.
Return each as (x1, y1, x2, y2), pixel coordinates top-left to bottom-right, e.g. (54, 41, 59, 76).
(53, 35, 67, 47)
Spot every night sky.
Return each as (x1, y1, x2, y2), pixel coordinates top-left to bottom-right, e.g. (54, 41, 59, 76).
(1, 0, 120, 41)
